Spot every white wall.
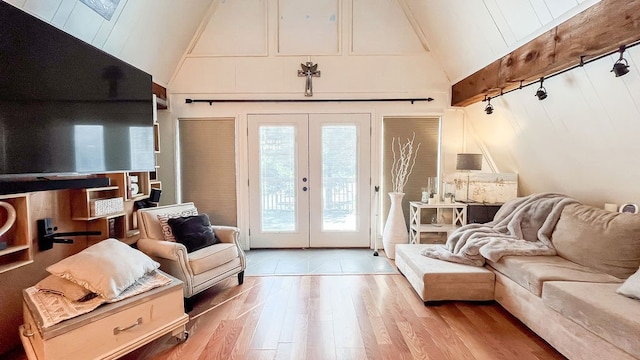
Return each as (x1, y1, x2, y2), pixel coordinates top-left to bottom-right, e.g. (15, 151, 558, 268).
(411, 0, 640, 208)
(464, 46, 640, 207)
(163, 0, 483, 248)
(6, 0, 211, 86)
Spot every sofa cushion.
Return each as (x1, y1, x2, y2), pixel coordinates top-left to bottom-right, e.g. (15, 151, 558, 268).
(551, 203, 640, 279)
(487, 255, 622, 296)
(189, 243, 239, 275)
(542, 281, 640, 357)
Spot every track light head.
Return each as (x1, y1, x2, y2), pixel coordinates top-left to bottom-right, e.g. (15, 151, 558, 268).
(535, 87, 547, 100)
(612, 46, 630, 77)
(535, 77, 547, 100)
(484, 96, 493, 115)
(612, 59, 629, 77)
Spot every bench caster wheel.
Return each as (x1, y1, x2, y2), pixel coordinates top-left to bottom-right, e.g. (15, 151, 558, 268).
(176, 330, 189, 343)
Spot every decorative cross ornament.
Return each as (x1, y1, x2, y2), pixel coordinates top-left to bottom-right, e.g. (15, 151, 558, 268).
(297, 62, 320, 97)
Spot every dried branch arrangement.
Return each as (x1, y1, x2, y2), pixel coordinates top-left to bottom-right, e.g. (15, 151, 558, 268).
(390, 133, 421, 193)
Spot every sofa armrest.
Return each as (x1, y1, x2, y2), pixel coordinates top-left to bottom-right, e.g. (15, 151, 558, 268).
(137, 238, 188, 261)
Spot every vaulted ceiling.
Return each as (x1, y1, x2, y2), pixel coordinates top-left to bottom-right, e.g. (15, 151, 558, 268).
(4, 0, 599, 87)
(9, 0, 640, 206)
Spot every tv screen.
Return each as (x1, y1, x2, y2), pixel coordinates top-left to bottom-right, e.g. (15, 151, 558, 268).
(0, 2, 154, 179)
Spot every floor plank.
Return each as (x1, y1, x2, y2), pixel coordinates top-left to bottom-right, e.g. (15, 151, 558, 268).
(8, 273, 566, 360)
(121, 274, 564, 360)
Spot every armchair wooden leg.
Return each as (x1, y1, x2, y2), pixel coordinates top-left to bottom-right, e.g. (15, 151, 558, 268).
(238, 271, 244, 285)
(184, 297, 194, 313)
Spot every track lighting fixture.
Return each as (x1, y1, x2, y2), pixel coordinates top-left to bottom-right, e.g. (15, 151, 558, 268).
(535, 77, 548, 100)
(611, 45, 630, 77)
(476, 40, 638, 115)
(484, 96, 493, 115)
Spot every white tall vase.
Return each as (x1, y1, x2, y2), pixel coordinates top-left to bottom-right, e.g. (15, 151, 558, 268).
(382, 192, 408, 259)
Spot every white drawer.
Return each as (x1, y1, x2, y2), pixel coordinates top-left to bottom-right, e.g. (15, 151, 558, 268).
(21, 273, 188, 360)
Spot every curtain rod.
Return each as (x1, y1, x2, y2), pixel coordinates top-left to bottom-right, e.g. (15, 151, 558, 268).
(185, 97, 434, 105)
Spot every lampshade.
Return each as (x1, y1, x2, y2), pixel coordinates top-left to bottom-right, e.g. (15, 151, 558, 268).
(456, 154, 482, 171)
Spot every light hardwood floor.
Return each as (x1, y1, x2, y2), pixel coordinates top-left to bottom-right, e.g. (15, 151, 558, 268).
(119, 274, 565, 360)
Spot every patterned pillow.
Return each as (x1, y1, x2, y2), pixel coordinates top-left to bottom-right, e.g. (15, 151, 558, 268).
(157, 208, 198, 242)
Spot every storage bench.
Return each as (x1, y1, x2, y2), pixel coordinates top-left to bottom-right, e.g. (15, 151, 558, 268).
(395, 244, 495, 302)
(19, 271, 189, 360)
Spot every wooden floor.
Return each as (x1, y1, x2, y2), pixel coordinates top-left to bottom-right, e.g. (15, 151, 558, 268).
(119, 274, 565, 360)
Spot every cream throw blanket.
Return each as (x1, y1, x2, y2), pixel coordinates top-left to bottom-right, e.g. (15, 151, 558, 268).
(421, 193, 578, 266)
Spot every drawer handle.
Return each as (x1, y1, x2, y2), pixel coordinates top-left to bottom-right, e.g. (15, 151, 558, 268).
(113, 317, 143, 335)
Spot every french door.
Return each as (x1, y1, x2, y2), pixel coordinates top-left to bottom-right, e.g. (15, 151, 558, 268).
(248, 113, 371, 248)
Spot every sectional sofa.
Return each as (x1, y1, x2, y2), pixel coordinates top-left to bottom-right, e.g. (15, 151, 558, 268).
(396, 202, 640, 360)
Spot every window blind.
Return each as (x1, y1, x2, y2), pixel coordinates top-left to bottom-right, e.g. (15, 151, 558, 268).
(178, 118, 238, 226)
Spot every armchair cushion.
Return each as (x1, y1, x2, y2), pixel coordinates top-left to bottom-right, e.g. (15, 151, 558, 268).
(168, 214, 220, 253)
(189, 243, 239, 275)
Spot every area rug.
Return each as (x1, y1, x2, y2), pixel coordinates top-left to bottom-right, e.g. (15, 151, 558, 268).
(244, 248, 398, 276)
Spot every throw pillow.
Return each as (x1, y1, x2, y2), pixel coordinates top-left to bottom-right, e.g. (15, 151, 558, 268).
(35, 275, 94, 302)
(157, 208, 198, 241)
(168, 214, 220, 253)
(617, 267, 640, 300)
(46, 238, 160, 300)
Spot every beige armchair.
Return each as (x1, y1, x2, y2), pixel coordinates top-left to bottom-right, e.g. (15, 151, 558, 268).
(136, 202, 246, 299)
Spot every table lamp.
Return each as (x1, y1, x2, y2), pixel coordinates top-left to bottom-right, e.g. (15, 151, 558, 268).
(456, 153, 482, 202)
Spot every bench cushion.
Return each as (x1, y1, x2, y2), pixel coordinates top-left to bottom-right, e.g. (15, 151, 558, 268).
(395, 244, 495, 302)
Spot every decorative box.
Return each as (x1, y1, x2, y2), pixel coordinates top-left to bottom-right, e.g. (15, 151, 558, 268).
(90, 197, 124, 217)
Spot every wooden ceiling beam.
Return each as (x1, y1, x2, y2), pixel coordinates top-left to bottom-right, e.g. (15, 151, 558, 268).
(451, 0, 640, 107)
(152, 82, 168, 109)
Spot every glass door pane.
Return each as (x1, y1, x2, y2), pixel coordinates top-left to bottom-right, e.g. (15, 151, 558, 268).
(321, 125, 357, 231)
(259, 126, 296, 232)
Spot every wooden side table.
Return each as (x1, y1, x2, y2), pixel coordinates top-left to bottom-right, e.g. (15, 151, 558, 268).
(409, 201, 467, 244)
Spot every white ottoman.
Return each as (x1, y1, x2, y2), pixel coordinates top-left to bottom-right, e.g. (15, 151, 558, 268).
(395, 244, 495, 302)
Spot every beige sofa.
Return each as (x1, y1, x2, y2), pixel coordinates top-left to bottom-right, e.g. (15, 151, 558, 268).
(397, 202, 640, 360)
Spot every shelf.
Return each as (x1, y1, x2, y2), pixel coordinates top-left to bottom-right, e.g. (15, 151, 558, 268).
(410, 201, 468, 208)
(70, 186, 123, 219)
(0, 260, 33, 274)
(72, 212, 126, 222)
(0, 194, 31, 273)
(411, 224, 460, 233)
(70, 172, 160, 244)
(0, 244, 29, 257)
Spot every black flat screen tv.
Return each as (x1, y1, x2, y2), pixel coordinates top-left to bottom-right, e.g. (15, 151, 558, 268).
(0, 1, 155, 180)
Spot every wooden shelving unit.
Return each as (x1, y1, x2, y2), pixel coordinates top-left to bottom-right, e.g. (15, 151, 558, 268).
(68, 172, 160, 244)
(0, 193, 32, 274)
